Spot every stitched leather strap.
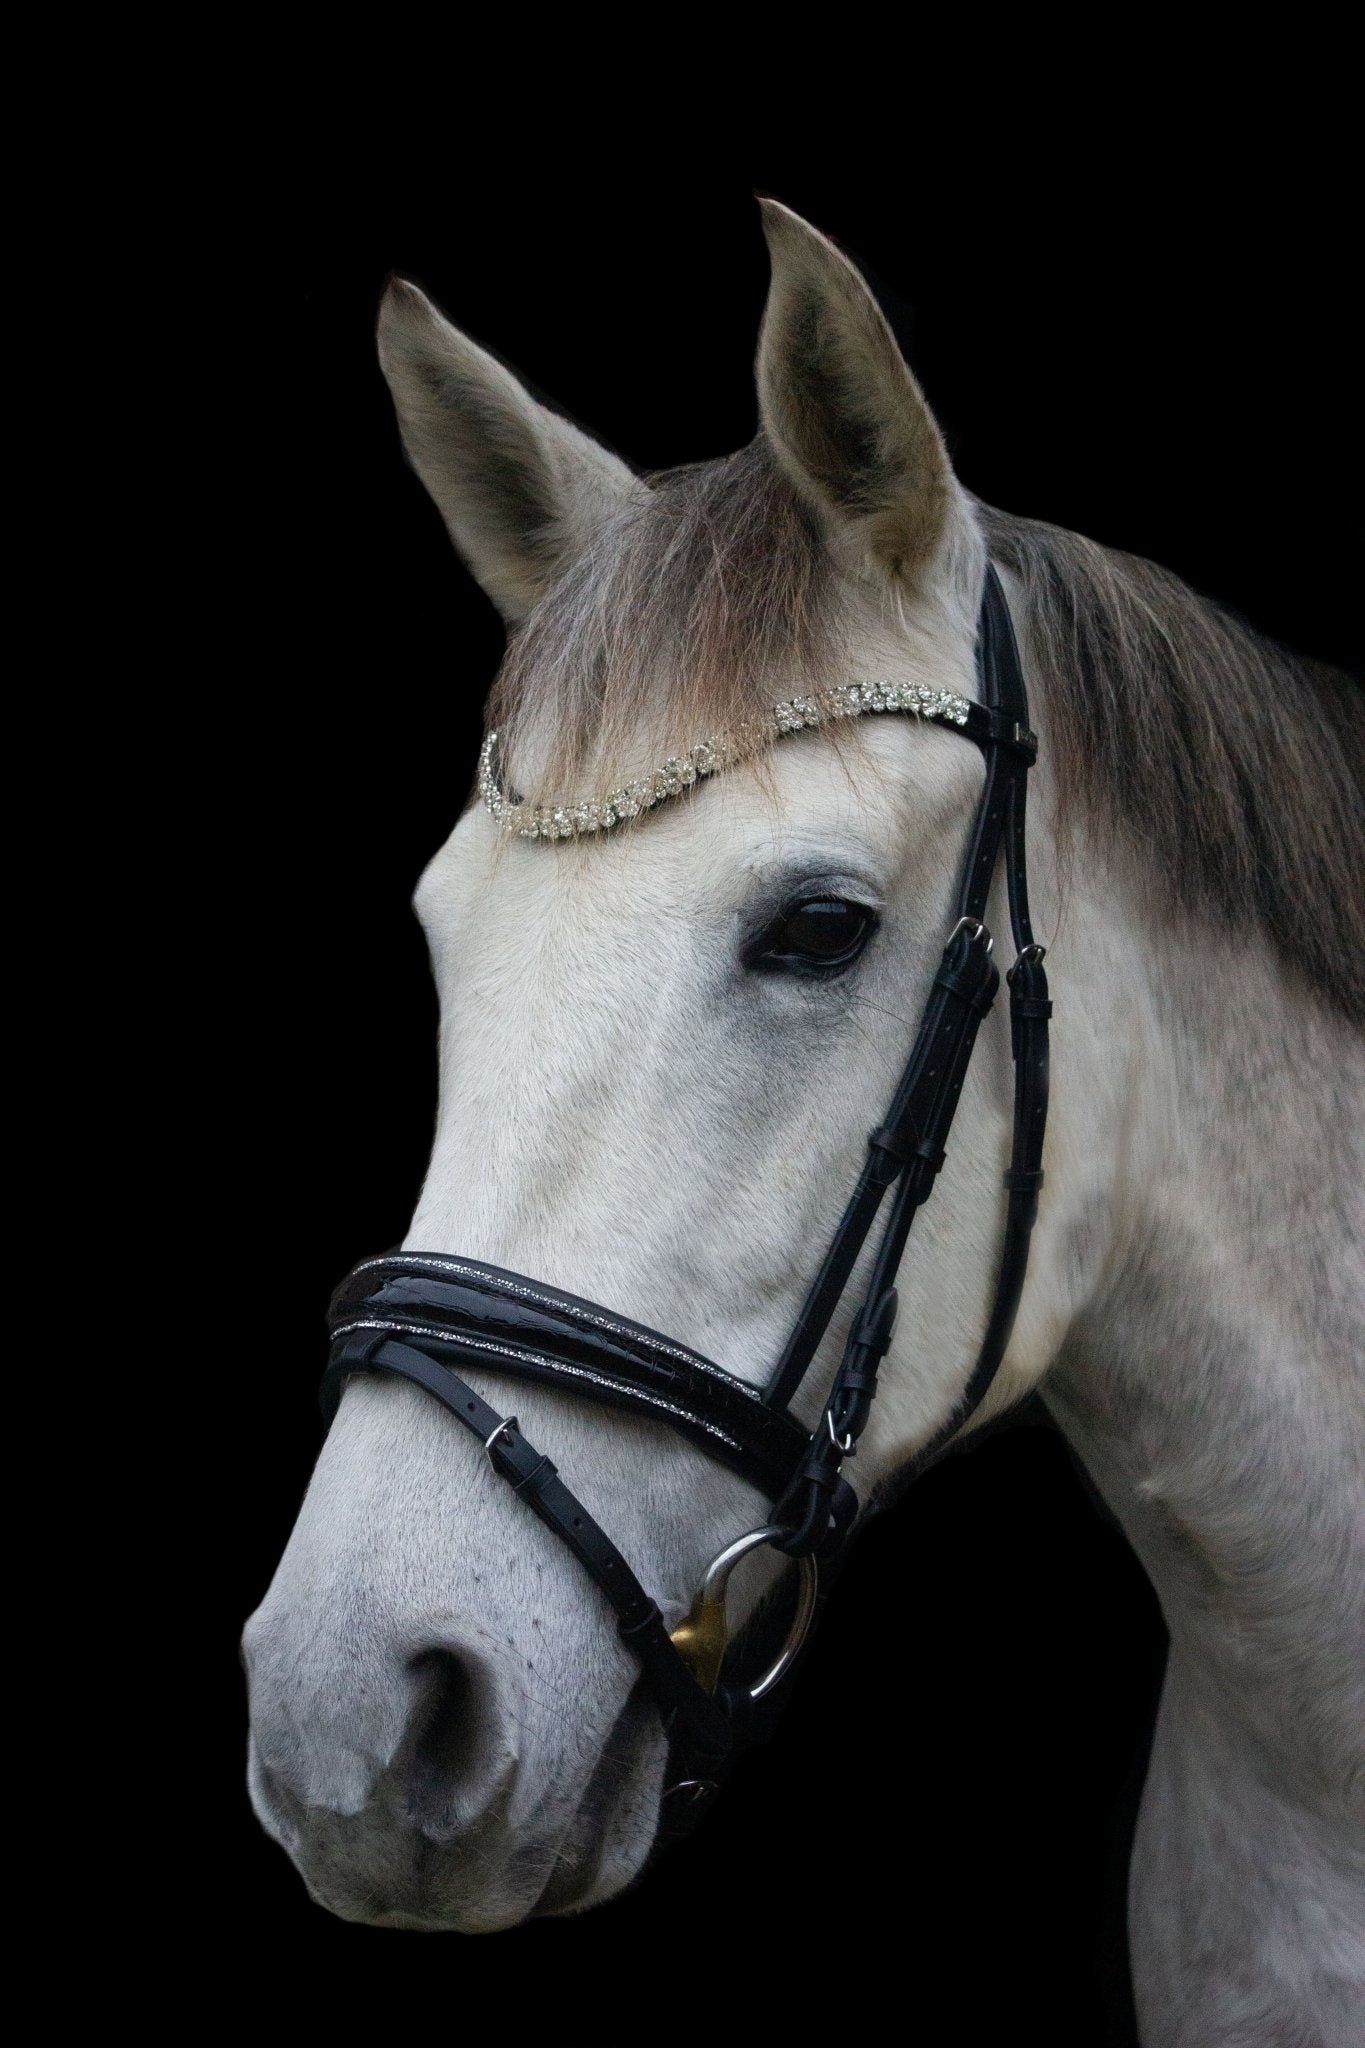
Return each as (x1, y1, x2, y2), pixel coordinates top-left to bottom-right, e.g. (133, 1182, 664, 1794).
(764, 918, 1000, 1415)
(321, 1328, 731, 1757)
(764, 564, 1026, 1419)
(858, 570, 1050, 1468)
(768, 565, 1050, 1551)
(897, 943, 1051, 1486)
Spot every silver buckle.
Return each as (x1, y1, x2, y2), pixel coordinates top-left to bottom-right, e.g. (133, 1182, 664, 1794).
(947, 915, 993, 954)
(826, 1410, 856, 1456)
(483, 1416, 519, 1462)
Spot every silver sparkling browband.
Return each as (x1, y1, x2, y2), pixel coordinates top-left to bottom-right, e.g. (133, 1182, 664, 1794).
(480, 681, 974, 840)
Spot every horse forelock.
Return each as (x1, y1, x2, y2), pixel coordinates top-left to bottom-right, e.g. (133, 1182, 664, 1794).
(488, 451, 1364, 1027)
(487, 438, 846, 803)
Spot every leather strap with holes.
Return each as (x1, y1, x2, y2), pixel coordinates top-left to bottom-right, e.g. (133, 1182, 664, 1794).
(322, 1327, 732, 1756)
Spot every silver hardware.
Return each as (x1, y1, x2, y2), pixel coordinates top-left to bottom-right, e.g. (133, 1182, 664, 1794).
(483, 1416, 519, 1461)
(663, 1778, 717, 1804)
(670, 1524, 819, 1700)
(1016, 942, 1047, 964)
(826, 1409, 856, 1456)
(948, 915, 993, 954)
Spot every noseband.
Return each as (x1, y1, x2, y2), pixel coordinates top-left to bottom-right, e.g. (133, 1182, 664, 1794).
(320, 564, 1051, 1819)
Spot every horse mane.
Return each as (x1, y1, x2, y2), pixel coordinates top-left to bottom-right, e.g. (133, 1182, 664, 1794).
(488, 439, 1363, 1026)
(978, 504, 1364, 1026)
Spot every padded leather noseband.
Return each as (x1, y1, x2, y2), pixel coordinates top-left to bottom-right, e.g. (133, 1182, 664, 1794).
(325, 1253, 810, 1500)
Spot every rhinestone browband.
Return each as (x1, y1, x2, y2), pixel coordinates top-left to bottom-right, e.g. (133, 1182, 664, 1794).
(479, 680, 974, 840)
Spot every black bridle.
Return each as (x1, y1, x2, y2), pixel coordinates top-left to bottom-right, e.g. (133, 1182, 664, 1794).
(320, 563, 1050, 1815)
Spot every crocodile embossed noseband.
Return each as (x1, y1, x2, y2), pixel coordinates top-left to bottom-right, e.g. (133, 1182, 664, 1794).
(321, 563, 1052, 1824)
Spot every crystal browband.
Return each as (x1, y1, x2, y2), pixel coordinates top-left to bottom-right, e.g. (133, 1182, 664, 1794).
(479, 679, 980, 840)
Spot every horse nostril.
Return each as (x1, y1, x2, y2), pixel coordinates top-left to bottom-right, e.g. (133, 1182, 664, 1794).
(409, 1648, 474, 1777)
(403, 1648, 495, 1833)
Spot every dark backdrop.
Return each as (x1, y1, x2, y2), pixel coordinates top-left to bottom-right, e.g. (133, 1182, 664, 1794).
(199, 138, 1359, 2047)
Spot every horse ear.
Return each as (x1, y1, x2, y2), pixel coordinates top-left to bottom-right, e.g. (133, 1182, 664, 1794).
(755, 200, 965, 590)
(377, 278, 643, 624)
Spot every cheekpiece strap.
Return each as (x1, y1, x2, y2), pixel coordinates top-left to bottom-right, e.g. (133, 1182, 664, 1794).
(763, 563, 1050, 1550)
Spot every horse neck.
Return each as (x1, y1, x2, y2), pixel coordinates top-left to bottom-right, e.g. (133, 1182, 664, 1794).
(1038, 837, 1364, 1811)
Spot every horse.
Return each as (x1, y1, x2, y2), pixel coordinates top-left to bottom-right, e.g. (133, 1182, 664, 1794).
(242, 200, 1364, 2042)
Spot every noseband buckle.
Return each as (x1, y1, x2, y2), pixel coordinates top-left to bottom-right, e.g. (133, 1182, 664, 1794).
(483, 1416, 519, 1462)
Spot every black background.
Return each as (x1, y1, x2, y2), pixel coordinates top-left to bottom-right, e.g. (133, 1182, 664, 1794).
(198, 116, 1358, 2046)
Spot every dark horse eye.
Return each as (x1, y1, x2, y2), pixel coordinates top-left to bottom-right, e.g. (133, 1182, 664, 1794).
(748, 898, 880, 977)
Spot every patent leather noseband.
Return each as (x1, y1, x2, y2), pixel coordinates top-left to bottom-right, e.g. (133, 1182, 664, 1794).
(326, 1255, 812, 1498)
(320, 564, 1051, 1814)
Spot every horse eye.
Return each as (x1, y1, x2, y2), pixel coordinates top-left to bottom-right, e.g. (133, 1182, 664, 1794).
(747, 898, 880, 977)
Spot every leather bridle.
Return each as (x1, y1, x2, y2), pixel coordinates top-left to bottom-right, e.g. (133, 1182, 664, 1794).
(320, 563, 1051, 1820)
